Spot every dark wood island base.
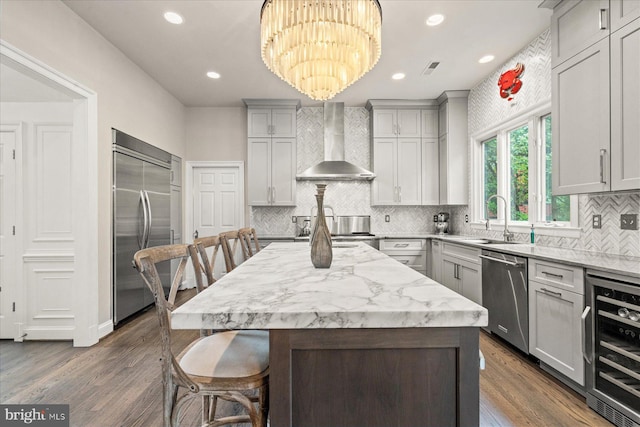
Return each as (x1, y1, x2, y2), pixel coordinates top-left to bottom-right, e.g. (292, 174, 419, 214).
(269, 327, 480, 427)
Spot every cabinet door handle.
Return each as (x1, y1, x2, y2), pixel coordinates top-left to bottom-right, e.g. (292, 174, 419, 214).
(542, 271, 564, 279)
(272, 186, 276, 203)
(599, 8, 608, 30)
(599, 149, 607, 184)
(267, 186, 272, 204)
(398, 186, 402, 203)
(581, 306, 592, 364)
(541, 287, 562, 298)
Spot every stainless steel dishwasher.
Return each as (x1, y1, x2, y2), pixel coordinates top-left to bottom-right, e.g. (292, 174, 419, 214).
(480, 249, 529, 354)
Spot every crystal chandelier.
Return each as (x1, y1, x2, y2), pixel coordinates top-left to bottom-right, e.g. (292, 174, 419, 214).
(260, 0, 382, 101)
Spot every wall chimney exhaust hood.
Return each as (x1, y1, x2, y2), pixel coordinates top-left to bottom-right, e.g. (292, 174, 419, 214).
(296, 103, 376, 181)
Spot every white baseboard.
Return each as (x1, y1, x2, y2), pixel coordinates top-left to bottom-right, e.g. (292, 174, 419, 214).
(98, 319, 114, 339)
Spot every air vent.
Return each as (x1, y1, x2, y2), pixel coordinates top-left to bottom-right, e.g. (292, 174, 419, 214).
(422, 61, 440, 75)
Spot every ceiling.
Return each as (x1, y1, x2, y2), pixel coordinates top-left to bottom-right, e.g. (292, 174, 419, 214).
(62, 0, 552, 108)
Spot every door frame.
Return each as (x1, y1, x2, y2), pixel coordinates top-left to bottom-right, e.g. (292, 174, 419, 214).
(185, 161, 245, 286)
(0, 123, 23, 340)
(1, 40, 99, 346)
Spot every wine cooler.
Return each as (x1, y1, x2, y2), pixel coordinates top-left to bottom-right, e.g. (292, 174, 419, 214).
(586, 270, 640, 427)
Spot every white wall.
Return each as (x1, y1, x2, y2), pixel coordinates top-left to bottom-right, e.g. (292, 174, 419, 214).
(185, 107, 246, 161)
(0, 0, 187, 327)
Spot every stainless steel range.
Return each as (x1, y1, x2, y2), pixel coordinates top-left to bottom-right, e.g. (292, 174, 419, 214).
(295, 215, 378, 249)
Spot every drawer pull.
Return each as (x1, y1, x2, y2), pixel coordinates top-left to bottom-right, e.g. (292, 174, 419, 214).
(541, 287, 562, 298)
(542, 271, 564, 279)
(394, 243, 410, 248)
(400, 260, 410, 264)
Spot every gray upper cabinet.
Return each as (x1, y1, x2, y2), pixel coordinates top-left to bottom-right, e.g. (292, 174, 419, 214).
(610, 17, 640, 191)
(244, 99, 300, 206)
(368, 101, 437, 206)
(245, 99, 300, 138)
(551, 0, 610, 67)
(437, 91, 469, 205)
(610, 0, 640, 31)
(551, 1, 639, 194)
(552, 38, 610, 194)
(372, 108, 421, 138)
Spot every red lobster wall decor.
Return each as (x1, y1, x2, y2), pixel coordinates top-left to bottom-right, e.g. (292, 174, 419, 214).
(498, 63, 525, 101)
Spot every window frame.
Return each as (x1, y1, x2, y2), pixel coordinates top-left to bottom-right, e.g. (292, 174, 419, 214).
(470, 103, 579, 236)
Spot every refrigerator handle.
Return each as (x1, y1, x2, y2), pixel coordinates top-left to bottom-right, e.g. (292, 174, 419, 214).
(143, 190, 153, 248)
(139, 190, 149, 250)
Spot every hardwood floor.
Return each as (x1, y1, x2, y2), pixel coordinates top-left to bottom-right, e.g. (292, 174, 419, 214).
(1, 290, 612, 427)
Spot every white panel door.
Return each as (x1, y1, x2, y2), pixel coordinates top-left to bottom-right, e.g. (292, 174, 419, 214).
(0, 127, 17, 339)
(192, 165, 243, 279)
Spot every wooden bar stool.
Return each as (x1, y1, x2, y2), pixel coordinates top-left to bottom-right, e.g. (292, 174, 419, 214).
(239, 227, 261, 259)
(133, 244, 269, 427)
(219, 230, 242, 272)
(191, 235, 224, 291)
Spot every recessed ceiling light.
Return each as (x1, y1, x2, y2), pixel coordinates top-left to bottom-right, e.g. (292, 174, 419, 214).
(426, 14, 445, 26)
(206, 71, 221, 79)
(164, 11, 183, 25)
(392, 73, 406, 80)
(479, 55, 495, 64)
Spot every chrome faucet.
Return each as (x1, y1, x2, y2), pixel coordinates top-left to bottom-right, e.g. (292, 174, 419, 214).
(485, 195, 514, 242)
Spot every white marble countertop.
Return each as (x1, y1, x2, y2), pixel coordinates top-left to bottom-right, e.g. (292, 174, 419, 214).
(171, 242, 488, 330)
(431, 235, 640, 279)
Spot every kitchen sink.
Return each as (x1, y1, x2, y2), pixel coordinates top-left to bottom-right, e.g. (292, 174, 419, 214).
(462, 238, 521, 245)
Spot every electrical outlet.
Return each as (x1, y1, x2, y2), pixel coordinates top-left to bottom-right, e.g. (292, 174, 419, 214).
(465, 214, 469, 223)
(592, 214, 602, 229)
(292, 216, 297, 223)
(621, 214, 638, 230)
(385, 215, 390, 223)
(433, 215, 438, 222)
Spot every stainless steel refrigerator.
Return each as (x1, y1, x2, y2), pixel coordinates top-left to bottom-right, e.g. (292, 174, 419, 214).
(112, 129, 171, 325)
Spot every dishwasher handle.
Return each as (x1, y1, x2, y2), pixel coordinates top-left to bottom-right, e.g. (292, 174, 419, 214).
(479, 254, 524, 267)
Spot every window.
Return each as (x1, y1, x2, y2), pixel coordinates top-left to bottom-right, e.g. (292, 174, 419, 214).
(473, 107, 576, 230)
(509, 125, 529, 222)
(483, 137, 497, 220)
(542, 114, 570, 222)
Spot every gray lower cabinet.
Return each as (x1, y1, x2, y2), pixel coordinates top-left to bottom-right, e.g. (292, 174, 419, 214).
(380, 239, 427, 275)
(430, 239, 442, 282)
(528, 259, 585, 386)
(440, 242, 482, 305)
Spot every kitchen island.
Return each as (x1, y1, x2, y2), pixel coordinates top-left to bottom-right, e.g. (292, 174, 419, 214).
(172, 242, 488, 426)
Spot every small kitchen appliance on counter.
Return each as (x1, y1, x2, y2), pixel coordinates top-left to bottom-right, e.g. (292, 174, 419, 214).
(435, 212, 450, 234)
